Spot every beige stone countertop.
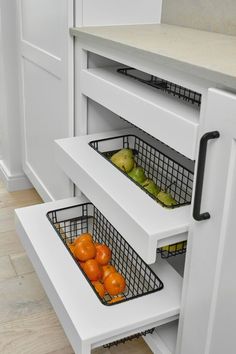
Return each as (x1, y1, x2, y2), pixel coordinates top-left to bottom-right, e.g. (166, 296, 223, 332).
(70, 24, 236, 90)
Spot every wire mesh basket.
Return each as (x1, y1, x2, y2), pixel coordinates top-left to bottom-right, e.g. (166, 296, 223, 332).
(89, 134, 194, 208)
(103, 328, 155, 348)
(47, 203, 163, 306)
(157, 241, 187, 259)
(117, 67, 201, 107)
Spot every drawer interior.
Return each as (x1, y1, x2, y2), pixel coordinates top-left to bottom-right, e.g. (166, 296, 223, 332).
(89, 134, 194, 208)
(55, 127, 192, 264)
(15, 197, 183, 353)
(81, 52, 201, 159)
(47, 203, 163, 306)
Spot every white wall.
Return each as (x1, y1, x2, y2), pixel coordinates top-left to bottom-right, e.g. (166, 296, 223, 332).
(162, 0, 236, 36)
(0, 0, 31, 190)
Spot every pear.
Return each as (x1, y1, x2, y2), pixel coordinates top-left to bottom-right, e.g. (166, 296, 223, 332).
(157, 191, 177, 207)
(142, 179, 160, 197)
(161, 242, 185, 252)
(128, 167, 146, 184)
(160, 245, 169, 252)
(110, 148, 134, 173)
(161, 244, 176, 252)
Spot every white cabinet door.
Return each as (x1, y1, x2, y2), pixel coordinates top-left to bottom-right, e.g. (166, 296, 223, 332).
(18, 0, 74, 201)
(179, 88, 236, 354)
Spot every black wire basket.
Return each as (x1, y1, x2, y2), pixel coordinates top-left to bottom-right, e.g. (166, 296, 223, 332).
(103, 328, 155, 348)
(117, 67, 201, 107)
(157, 241, 187, 259)
(89, 135, 194, 208)
(47, 203, 163, 306)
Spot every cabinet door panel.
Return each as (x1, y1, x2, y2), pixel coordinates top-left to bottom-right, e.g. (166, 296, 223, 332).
(207, 143, 236, 354)
(18, 0, 74, 201)
(179, 88, 236, 354)
(21, 0, 64, 58)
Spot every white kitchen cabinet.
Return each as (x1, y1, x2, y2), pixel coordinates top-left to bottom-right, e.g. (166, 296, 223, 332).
(17, 0, 74, 201)
(15, 24, 236, 354)
(178, 88, 236, 354)
(17, 1, 162, 201)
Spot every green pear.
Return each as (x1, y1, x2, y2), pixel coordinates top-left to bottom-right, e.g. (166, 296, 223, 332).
(161, 244, 176, 252)
(128, 167, 147, 184)
(157, 191, 177, 207)
(110, 148, 134, 173)
(142, 179, 161, 196)
(161, 242, 185, 252)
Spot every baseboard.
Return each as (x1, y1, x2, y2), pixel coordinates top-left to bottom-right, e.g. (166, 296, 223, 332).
(0, 160, 33, 192)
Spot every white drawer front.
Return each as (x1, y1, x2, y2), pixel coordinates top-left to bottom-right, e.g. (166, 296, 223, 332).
(55, 128, 191, 264)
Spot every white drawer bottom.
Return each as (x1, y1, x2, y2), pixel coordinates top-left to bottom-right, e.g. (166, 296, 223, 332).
(15, 197, 182, 354)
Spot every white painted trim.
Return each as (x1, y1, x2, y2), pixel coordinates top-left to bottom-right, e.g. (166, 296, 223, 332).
(23, 161, 55, 202)
(0, 160, 32, 191)
(21, 40, 62, 79)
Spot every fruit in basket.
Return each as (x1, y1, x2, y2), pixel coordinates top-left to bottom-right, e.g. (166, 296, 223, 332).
(92, 280, 106, 298)
(102, 264, 116, 281)
(74, 233, 93, 245)
(157, 191, 177, 207)
(108, 296, 125, 304)
(79, 261, 86, 270)
(83, 259, 103, 281)
(74, 241, 96, 261)
(141, 179, 160, 196)
(161, 242, 186, 253)
(110, 148, 134, 173)
(128, 167, 146, 184)
(95, 244, 112, 265)
(104, 272, 126, 296)
(161, 245, 176, 252)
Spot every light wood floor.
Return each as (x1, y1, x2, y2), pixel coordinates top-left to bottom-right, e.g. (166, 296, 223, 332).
(0, 180, 153, 354)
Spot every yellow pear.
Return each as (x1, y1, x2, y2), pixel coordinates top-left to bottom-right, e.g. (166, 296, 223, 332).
(110, 148, 134, 173)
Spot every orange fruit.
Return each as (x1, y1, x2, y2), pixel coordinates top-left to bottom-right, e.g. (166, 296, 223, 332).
(109, 296, 125, 304)
(74, 241, 96, 262)
(102, 264, 116, 282)
(83, 259, 103, 281)
(79, 261, 86, 271)
(74, 233, 93, 245)
(95, 244, 112, 265)
(104, 272, 126, 296)
(92, 281, 106, 298)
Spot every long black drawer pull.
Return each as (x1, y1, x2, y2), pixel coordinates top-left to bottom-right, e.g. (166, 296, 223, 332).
(193, 131, 220, 221)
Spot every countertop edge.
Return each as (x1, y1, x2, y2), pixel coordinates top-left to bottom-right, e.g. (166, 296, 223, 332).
(70, 26, 236, 91)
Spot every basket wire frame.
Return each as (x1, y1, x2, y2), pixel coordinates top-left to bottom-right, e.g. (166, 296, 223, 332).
(157, 241, 187, 259)
(117, 67, 201, 107)
(103, 328, 155, 348)
(47, 203, 163, 306)
(89, 135, 194, 208)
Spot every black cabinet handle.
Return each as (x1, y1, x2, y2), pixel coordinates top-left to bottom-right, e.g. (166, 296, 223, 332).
(193, 131, 220, 221)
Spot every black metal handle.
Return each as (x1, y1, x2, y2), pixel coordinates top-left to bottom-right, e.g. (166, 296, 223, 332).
(193, 131, 220, 221)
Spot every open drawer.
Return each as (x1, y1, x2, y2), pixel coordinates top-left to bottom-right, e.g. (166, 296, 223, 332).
(15, 197, 182, 354)
(81, 66, 200, 159)
(55, 128, 193, 264)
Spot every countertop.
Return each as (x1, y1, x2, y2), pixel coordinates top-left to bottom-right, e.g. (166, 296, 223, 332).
(70, 24, 236, 90)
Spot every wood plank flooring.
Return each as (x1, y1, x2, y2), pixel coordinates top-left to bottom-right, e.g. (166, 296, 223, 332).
(0, 180, 153, 354)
